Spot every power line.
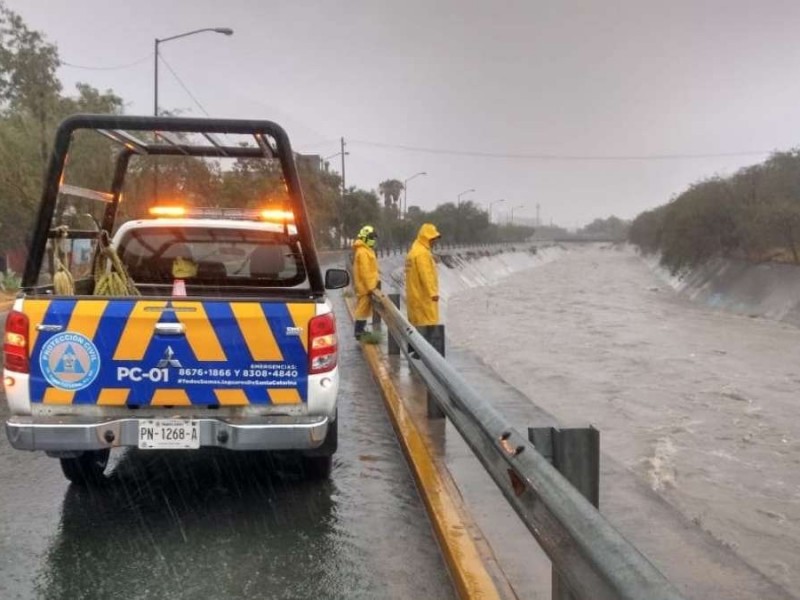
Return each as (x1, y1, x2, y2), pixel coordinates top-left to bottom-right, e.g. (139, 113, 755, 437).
(61, 55, 152, 71)
(349, 139, 776, 162)
(157, 52, 210, 117)
(298, 139, 340, 152)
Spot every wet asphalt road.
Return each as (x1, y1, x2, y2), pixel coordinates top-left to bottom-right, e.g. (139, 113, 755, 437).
(0, 296, 455, 600)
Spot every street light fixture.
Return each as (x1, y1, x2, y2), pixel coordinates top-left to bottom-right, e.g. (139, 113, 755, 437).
(457, 188, 475, 207)
(488, 198, 505, 223)
(321, 151, 349, 171)
(454, 188, 476, 244)
(402, 171, 427, 219)
(154, 27, 234, 116)
(152, 28, 233, 202)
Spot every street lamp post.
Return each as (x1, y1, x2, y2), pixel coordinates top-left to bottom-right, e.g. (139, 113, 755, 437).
(488, 198, 505, 224)
(321, 150, 349, 171)
(457, 188, 475, 207)
(154, 27, 234, 116)
(402, 171, 427, 219)
(153, 27, 233, 202)
(455, 188, 475, 244)
(510, 204, 524, 225)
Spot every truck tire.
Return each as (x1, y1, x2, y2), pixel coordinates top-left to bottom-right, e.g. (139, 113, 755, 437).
(303, 416, 337, 480)
(60, 449, 110, 485)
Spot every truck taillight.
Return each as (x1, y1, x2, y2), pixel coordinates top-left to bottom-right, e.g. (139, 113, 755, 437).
(308, 313, 337, 374)
(4, 310, 29, 373)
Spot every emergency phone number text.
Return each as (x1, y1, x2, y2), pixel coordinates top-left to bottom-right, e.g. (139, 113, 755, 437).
(178, 368, 299, 378)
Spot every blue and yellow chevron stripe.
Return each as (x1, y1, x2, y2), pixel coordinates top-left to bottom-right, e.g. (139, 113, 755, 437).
(26, 299, 316, 406)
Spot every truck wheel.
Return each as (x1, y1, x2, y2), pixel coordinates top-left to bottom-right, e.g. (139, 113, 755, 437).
(303, 416, 337, 480)
(60, 449, 110, 485)
(304, 454, 333, 480)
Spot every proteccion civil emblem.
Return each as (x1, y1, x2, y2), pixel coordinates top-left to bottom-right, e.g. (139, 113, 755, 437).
(39, 332, 101, 391)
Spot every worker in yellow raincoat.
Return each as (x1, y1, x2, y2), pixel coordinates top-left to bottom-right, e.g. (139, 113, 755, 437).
(405, 223, 441, 327)
(352, 225, 379, 339)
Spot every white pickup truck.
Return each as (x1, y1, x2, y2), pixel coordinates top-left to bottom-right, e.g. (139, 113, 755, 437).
(3, 115, 349, 484)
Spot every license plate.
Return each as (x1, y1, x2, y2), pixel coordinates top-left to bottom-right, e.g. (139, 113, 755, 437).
(138, 419, 200, 450)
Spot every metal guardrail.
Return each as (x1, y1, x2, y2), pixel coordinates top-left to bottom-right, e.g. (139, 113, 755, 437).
(370, 289, 686, 600)
(326, 240, 537, 258)
(370, 241, 537, 258)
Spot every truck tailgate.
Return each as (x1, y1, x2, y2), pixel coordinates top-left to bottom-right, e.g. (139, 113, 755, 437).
(26, 298, 317, 407)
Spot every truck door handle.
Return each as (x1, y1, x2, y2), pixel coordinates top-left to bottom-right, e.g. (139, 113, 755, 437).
(155, 323, 185, 336)
(36, 324, 63, 332)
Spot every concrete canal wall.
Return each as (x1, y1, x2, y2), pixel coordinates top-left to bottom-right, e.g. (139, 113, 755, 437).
(377, 243, 565, 319)
(371, 242, 800, 329)
(645, 253, 800, 327)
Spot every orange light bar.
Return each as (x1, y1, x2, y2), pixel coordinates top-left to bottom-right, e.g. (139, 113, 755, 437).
(149, 206, 187, 217)
(260, 209, 294, 222)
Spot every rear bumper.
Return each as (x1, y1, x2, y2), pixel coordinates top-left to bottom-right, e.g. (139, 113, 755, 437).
(5, 415, 330, 452)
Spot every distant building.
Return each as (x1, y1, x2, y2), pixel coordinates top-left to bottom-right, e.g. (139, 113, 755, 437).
(295, 153, 322, 173)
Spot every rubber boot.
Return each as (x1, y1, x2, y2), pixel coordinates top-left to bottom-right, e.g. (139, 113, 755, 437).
(354, 320, 367, 340)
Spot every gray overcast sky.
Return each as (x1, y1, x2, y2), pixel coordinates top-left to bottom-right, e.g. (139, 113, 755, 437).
(7, 0, 800, 227)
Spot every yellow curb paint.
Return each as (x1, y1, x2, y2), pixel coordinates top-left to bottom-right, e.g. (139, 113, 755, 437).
(347, 298, 502, 600)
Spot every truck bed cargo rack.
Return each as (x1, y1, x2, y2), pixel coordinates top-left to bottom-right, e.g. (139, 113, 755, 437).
(23, 114, 324, 295)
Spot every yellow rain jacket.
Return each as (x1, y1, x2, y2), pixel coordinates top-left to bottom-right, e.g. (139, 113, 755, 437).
(353, 239, 379, 319)
(405, 223, 441, 326)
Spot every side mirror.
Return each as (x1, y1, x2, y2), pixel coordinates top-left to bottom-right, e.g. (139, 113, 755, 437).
(325, 268, 350, 290)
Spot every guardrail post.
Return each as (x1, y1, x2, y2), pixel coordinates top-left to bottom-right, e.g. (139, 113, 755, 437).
(421, 324, 446, 418)
(372, 283, 383, 330)
(387, 294, 401, 355)
(529, 426, 600, 600)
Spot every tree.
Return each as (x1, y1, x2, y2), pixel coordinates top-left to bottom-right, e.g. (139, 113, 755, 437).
(0, 2, 62, 166)
(378, 179, 404, 216)
(629, 151, 800, 271)
(0, 2, 64, 254)
(579, 216, 630, 241)
(428, 200, 490, 244)
(628, 208, 665, 255)
(59, 84, 125, 192)
(297, 160, 341, 248)
(341, 188, 380, 240)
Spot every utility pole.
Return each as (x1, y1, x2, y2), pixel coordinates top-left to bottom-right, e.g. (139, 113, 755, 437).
(154, 41, 159, 116)
(153, 39, 160, 200)
(340, 137, 346, 196)
(340, 137, 347, 248)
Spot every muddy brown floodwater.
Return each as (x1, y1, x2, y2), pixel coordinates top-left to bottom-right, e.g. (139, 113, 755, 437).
(448, 244, 800, 595)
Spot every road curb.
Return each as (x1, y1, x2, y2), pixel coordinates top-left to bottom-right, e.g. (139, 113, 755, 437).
(346, 300, 503, 600)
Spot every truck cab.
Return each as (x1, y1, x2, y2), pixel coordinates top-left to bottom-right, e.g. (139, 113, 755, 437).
(3, 115, 349, 483)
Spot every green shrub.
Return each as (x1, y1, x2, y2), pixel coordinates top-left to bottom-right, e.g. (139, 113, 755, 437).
(0, 270, 21, 292)
(359, 331, 383, 345)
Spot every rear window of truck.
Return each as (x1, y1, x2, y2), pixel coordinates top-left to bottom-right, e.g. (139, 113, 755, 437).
(117, 227, 307, 288)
